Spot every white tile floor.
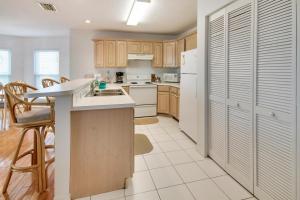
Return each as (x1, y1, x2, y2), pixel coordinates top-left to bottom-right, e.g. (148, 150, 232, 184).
(77, 116, 257, 200)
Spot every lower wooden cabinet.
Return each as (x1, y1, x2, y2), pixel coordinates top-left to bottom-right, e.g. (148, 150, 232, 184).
(157, 91, 170, 114)
(157, 85, 180, 120)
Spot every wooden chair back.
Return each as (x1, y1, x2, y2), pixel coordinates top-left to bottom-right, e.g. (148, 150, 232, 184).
(42, 78, 60, 88)
(4, 82, 37, 124)
(60, 76, 70, 83)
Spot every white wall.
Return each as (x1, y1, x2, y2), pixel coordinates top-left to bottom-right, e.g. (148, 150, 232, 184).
(197, 0, 233, 156)
(0, 34, 70, 86)
(70, 29, 179, 80)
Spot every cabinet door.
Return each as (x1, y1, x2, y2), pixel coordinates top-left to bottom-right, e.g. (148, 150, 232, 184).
(176, 94, 180, 120)
(152, 43, 163, 67)
(225, 0, 254, 192)
(170, 93, 177, 117)
(104, 40, 116, 67)
(141, 42, 153, 54)
(176, 39, 185, 67)
(163, 42, 176, 67)
(185, 33, 197, 51)
(94, 41, 104, 67)
(157, 92, 170, 114)
(208, 10, 226, 168)
(254, 0, 297, 199)
(128, 41, 141, 54)
(116, 41, 127, 67)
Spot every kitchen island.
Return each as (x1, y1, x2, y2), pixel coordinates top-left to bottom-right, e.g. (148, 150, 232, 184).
(26, 79, 135, 200)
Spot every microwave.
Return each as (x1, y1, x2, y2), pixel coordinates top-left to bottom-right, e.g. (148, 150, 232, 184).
(163, 73, 180, 83)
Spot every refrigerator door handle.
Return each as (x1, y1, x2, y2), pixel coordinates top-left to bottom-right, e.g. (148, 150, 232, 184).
(182, 55, 185, 65)
(195, 77, 198, 98)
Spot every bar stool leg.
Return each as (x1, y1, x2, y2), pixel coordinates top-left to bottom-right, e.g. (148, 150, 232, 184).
(2, 128, 27, 194)
(33, 127, 44, 193)
(39, 126, 47, 191)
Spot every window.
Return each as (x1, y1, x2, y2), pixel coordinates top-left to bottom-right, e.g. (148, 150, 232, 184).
(34, 50, 59, 88)
(0, 50, 11, 85)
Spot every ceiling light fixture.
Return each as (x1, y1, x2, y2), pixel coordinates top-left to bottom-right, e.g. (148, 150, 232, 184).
(127, 0, 151, 26)
(85, 19, 91, 24)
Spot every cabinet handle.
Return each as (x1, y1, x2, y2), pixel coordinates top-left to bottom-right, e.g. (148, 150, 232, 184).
(269, 112, 276, 117)
(236, 103, 240, 108)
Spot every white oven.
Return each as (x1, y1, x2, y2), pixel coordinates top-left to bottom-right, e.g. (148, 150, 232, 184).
(129, 85, 157, 117)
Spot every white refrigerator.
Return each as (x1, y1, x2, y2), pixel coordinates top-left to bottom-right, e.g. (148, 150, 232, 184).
(179, 49, 198, 142)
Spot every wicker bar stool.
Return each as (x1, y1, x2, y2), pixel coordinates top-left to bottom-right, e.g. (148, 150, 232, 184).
(41, 78, 60, 88)
(2, 82, 55, 194)
(60, 76, 70, 83)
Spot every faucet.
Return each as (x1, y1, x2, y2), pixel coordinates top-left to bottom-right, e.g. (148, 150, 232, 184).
(90, 80, 98, 94)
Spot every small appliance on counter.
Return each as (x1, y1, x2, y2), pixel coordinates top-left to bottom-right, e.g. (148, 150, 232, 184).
(163, 73, 180, 83)
(116, 72, 124, 83)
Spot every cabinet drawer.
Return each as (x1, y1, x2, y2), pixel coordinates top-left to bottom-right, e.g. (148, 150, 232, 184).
(158, 85, 170, 92)
(170, 87, 178, 94)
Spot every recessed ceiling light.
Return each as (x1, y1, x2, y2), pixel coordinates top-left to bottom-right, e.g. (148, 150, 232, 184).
(127, 0, 151, 26)
(85, 19, 91, 24)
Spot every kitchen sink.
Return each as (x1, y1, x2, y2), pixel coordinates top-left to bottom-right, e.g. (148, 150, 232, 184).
(86, 89, 125, 97)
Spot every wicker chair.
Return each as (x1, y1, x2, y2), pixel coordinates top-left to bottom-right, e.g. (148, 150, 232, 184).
(2, 82, 55, 194)
(0, 83, 6, 130)
(41, 78, 60, 88)
(60, 76, 70, 83)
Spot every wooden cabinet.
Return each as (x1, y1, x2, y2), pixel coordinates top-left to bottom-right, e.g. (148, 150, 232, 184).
(176, 39, 185, 67)
(128, 41, 153, 54)
(153, 42, 163, 67)
(104, 40, 116, 67)
(185, 33, 197, 51)
(94, 41, 104, 67)
(169, 87, 180, 120)
(141, 42, 153, 54)
(157, 92, 170, 114)
(163, 41, 176, 67)
(116, 41, 127, 67)
(127, 41, 141, 54)
(157, 86, 170, 114)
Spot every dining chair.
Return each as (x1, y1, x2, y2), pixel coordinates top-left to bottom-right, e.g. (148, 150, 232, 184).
(60, 76, 70, 83)
(0, 83, 6, 130)
(41, 78, 60, 88)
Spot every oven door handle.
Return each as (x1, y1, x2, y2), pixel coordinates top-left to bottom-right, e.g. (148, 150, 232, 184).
(129, 85, 157, 89)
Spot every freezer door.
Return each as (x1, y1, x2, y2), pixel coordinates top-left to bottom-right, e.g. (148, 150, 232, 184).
(181, 49, 198, 74)
(179, 74, 198, 142)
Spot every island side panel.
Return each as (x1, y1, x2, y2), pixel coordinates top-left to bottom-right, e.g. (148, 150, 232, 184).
(70, 108, 134, 199)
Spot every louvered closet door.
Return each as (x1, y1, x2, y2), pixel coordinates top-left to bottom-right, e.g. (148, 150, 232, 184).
(225, 0, 254, 192)
(254, 0, 297, 199)
(208, 10, 226, 168)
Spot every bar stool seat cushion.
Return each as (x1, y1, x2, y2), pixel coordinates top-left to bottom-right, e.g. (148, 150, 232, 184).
(16, 107, 51, 123)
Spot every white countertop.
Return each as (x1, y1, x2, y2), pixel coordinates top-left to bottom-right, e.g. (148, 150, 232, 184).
(154, 82, 180, 88)
(25, 79, 135, 110)
(73, 84, 135, 111)
(118, 82, 180, 88)
(25, 78, 92, 98)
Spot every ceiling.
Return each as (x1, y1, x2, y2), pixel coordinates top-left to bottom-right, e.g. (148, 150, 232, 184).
(0, 0, 197, 37)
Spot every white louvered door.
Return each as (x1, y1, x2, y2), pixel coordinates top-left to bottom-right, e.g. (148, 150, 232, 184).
(225, 0, 254, 192)
(208, 9, 226, 168)
(254, 0, 297, 199)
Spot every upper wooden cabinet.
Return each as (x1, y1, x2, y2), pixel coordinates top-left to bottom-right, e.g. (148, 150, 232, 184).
(104, 40, 116, 67)
(128, 41, 153, 54)
(176, 39, 185, 67)
(127, 41, 141, 54)
(95, 41, 104, 67)
(185, 33, 197, 51)
(163, 41, 176, 67)
(116, 41, 127, 67)
(152, 42, 163, 67)
(141, 42, 153, 54)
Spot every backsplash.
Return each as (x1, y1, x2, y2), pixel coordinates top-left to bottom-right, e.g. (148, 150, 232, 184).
(89, 60, 179, 82)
